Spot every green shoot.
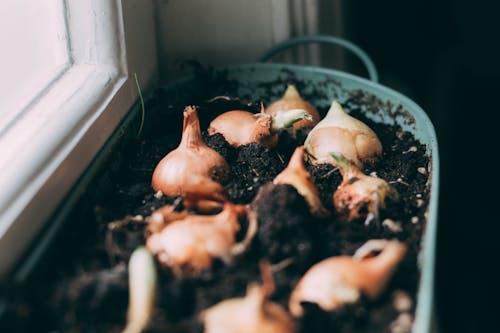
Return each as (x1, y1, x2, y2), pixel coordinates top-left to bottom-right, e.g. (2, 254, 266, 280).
(133, 73, 146, 137)
(271, 109, 312, 132)
(329, 152, 350, 174)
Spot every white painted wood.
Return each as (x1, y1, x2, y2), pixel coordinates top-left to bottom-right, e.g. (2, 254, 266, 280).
(0, 0, 69, 133)
(0, 0, 158, 279)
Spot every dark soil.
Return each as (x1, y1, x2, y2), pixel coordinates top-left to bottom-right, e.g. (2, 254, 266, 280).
(1, 68, 430, 333)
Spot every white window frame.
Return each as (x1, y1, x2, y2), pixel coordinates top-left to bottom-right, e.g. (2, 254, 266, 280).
(0, 0, 158, 279)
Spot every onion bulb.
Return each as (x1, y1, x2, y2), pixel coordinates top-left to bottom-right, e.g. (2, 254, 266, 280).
(122, 247, 157, 333)
(200, 261, 295, 333)
(289, 239, 407, 317)
(146, 202, 256, 274)
(304, 100, 382, 167)
(273, 146, 329, 217)
(152, 106, 229, 201)
(208, 103, 312, 148)
(330, 152, 398, 223)
(265, 84, 320, 135)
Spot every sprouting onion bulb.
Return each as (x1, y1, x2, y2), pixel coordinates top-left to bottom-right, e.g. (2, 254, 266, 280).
(146, 202, 257, 274)
(330, 152, 398, 223)
(265, 84, 320, 135)
(273, 146, 329, 217)
(122, 247, 157, 333)
(304, 100, 382, 167)
(289, 239, 407, 317)
(208, 103, 312, 148)
(152, 106, 229, 201)
(200, 261, 295, 333)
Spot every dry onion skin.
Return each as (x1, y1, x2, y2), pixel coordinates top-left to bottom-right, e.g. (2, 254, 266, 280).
(304, 100, 382, 168)
(200, 261, 295, 333)
(265, 84, 321, 135)
(289, 239, 407, 317)
(146, 202, 257, 275)
(152, 106, 229, 201)
(122, 247, 157, 333)
(208, 103, 312, 148)
(331, 152, 399, 223)
(273, 146, 329, 217)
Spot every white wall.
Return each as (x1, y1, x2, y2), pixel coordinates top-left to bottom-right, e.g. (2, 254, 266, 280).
(155, 0, 289, 81)
(154, 0, 345, 83)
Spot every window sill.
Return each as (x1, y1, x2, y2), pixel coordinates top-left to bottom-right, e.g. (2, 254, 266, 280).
(0, 0, 158, 280)
(0, 63, 138, 277)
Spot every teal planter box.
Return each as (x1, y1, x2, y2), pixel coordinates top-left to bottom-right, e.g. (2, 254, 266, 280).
(168, 62, 439, 333)
(5, 36, 439, 332)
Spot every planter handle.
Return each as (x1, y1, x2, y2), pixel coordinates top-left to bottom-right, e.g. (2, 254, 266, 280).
(258, 35, 379, 83)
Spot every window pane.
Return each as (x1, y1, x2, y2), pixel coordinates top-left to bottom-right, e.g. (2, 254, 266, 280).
(0, 0, 69, 134)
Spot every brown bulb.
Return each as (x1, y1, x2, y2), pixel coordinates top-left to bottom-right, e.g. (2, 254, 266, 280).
(146, 203, 256, 274)
(305, 100, 382, 168)
(289, 239, 407, 316)
(152, 106, 229, 201)
(330, 152, 398, 223)
(209, 103, 312, 148)
(201, 261, 295, 333)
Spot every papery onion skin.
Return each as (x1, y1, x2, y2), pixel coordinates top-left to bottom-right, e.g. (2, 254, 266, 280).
(305, 100, 382, 168)
(208, 104, 311, 148)
(201, 262, 295, 333)
(333, 172, 399, 221)
(208, 110, 275, 147)
(266, 84, 320, 133)
(289, 240, 407, 317)
(146, 203, 255, 274)
(201, 285, 294, 333)
(152, 106, 229, 201)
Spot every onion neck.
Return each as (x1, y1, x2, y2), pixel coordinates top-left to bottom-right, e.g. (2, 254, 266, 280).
(325, 100, 347, 120)
(283, 84, 301, 99)
(275, 146, 328, 216)
(287, 146, 306, 170)
(359, 241, 407, 299)
(245, 284, 267, 315)
(275, 146, 308, 180)
(180, 106, 204, 149)
(246, 260, 275, 314)
(271, 109, 312, 132)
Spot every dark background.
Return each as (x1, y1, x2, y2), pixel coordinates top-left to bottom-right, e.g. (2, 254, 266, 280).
(343, 1, 499, 332)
